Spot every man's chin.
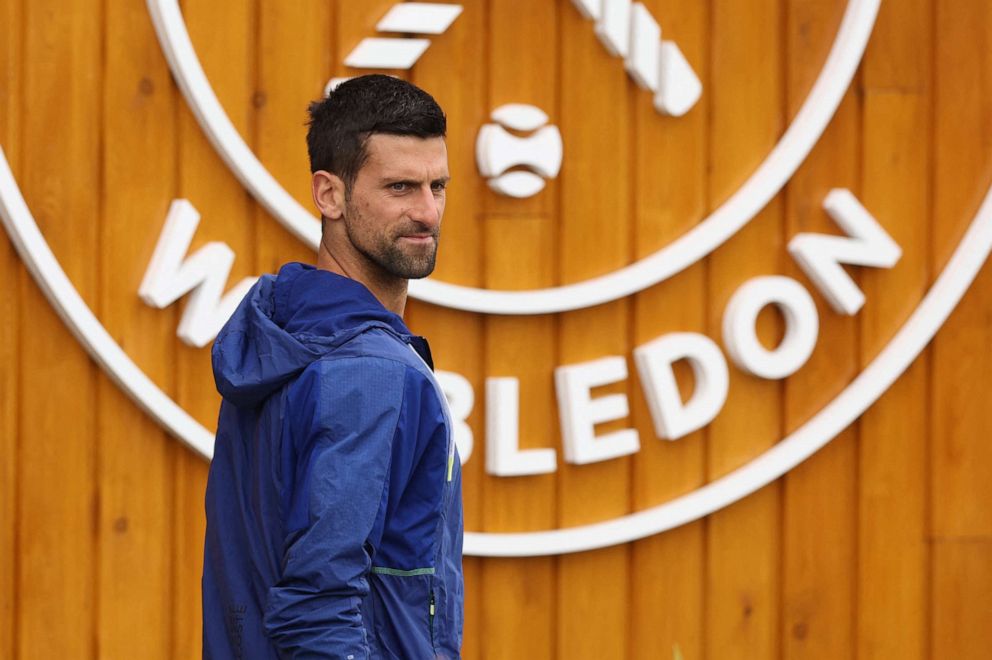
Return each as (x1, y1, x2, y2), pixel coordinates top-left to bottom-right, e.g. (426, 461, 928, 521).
(385, 255, 437, 280)
(399, 257, 437, 279)
(393, 245, 438, 279)
(406, 268, 436, 280)
(370, 237, 439, 280)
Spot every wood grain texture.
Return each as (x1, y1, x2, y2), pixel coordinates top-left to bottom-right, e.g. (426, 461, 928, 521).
(781, 1, 859, 658)
(3, 0, 992, 657)
(96, 2, 178, 656)
(705, 1, 784, 658)
(477, 2, 559, 657)
(931, 3, 992, 657)
(857, 0, 932, 657)
(17, 0, 101, 657)
(931, 0, 992, 541)
(254, 0, 333, 275)
(556, 1, 633, 656)
(932, 540, 992, 660)
(931, 0, 992, 529)
(628, 0, 707, 658)
(0, 0, 21, 656)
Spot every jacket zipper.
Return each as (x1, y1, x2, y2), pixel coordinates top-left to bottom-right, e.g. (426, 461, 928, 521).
(429, 590, 436, 649)
(405, 342, 455, 483)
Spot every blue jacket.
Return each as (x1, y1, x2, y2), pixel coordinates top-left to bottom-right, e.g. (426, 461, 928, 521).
(203, 262, 463, 659)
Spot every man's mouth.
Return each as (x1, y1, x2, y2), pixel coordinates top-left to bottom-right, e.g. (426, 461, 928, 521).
(399, 234, 436, 245)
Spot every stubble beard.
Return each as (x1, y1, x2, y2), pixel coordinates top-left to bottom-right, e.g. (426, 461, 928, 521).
(343, 201, 440, 280)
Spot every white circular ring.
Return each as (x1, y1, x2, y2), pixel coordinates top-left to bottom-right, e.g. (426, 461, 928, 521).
(4, 145, 992, 555)
(145, 0, 881, 315)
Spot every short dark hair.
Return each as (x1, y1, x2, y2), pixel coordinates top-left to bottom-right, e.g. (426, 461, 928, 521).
(306, 75, 447, 193)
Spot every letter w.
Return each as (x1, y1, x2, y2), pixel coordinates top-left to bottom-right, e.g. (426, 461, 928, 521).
(139, 199, 258, 348)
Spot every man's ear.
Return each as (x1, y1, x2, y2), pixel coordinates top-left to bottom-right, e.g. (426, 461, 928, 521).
(312, 170, 346, 220)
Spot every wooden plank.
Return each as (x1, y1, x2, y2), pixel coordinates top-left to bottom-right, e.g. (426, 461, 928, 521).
(407, 1, 487, 657)
(557, 2, 633, 656)
(931, 0, 992, 542)
(17, 0, 101, 656)
(481, 274, 557, 660)
(704, 0, 784, 658)
(95, 2, 179, 657)
(628, 0, 708, 658)
(253, 0, 332, 275)
(477, 1, 559, 657)
(932, 539, 992, 660)
(931, 2, 992, 657)
(856, 0, 931, 657)
(0, 0, 22, 655)
(172, 453, 209, 659)
(173, 0, 256, 655)
(0, 261, 17, 659)
(0, 0, 19, 152)
(780, 1, 859, 658)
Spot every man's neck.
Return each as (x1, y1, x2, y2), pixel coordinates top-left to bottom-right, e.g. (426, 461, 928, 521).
(316, 244, 408, 316)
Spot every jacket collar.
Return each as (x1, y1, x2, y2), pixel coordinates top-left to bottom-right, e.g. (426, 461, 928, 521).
(273, 262, 413, 339)
(273, 262, 433, 369)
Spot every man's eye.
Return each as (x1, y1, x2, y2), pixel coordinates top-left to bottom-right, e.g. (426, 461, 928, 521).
(431, 182, 447, 193)
(390, 182, 408, 192)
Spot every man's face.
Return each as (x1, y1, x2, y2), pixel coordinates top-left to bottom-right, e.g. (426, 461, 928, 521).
(342, 134, 449, 280)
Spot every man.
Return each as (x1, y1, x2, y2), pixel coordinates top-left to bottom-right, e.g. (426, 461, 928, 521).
(202, 74, 463, 659)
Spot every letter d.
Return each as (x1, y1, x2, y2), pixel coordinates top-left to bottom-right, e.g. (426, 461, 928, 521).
(634, 332, 729, 440)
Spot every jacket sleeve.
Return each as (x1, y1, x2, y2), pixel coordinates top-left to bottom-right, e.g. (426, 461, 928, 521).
(263, 356, 410, 658)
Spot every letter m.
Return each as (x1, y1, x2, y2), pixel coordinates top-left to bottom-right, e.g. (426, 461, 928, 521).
(139, 199, 257, 348)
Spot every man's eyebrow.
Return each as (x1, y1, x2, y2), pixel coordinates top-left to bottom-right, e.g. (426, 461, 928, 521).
(380, 173, 449, 180)
(380, 175, 451, 185)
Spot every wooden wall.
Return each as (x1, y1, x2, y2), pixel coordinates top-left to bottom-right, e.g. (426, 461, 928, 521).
(1, 0, 991, 657)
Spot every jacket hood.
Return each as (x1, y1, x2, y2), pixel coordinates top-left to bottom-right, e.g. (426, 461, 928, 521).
(212, 262, 413, 407)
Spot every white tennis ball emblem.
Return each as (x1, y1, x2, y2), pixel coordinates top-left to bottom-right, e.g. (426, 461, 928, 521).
(476, 104, 564, 199)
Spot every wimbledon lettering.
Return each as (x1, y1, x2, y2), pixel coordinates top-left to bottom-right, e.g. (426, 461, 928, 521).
(141, 190, 901, 474)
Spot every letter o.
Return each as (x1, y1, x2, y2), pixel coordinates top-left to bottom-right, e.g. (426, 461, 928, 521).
(722, 276, 819, 379)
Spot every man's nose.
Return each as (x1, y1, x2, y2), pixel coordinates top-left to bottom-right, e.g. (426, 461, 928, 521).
(407, 185, 442, 229)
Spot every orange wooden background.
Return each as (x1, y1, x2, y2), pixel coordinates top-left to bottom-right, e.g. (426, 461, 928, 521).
(2, 0, 991, 658)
